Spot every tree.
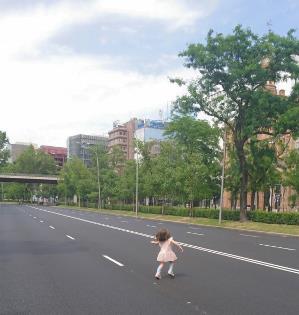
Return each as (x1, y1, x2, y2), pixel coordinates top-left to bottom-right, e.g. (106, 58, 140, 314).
(14, 146, 57, 174)
(172, 26, 299, 220)
(283, 149, 299, 207)
(59, 158, 94, 207)
(0, 131, 9, 169)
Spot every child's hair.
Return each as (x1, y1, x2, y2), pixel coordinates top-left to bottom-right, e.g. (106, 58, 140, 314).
(155, 228, 171, 242)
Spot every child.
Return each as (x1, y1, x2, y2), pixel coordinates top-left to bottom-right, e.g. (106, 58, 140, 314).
(151, 228, 183, 280)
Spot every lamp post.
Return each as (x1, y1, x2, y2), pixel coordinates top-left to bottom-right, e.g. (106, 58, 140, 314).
(135, 141, 139, 217)
(219, 127, 227, 224)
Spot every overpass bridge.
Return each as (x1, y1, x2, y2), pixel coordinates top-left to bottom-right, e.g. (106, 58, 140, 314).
(0, 173, 59, 184)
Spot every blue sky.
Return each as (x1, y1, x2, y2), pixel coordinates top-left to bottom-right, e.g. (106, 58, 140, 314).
(0, 0, 298, 146)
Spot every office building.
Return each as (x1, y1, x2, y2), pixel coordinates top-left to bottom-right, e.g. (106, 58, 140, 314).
(108, 118, 137, 160)
(67, 134, 108, 167)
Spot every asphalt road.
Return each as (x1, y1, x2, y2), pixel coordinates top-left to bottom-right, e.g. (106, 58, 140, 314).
(1, 203, 299, 315)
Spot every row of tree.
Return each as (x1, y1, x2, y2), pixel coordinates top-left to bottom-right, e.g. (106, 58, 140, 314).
(1, 26, 299, 221)
(0, 117, 220, 206)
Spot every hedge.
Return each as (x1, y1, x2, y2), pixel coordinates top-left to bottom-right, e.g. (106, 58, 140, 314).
(64, 202, 299, 225)
(248, 211, 299, 225)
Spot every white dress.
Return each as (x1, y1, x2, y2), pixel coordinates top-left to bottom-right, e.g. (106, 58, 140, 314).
(157, 237, 177, 262)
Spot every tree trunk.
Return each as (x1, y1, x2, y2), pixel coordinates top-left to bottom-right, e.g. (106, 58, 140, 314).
(250, 191, 255, 210)
(235, 140, 248, 221)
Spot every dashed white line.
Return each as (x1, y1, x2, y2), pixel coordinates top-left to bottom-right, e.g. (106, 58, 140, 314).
(146, 224, 157, 228)
(187, 231, 204, 236)
(66, 234, 75, 240)
(121, 220, 128, 223)
(40, 220, 44, 223)
(240, 234, 259, 238)
(49, 226, 55, 230)
(33, 217, 37, 219)
(27, 206, 299, 276)
(102, 255, 124, 267)
(259, 244, 296, 251)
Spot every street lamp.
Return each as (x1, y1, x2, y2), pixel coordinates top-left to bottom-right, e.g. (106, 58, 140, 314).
(135, 141, 139, 217)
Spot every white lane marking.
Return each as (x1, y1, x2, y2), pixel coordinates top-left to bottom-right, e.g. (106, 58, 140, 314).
(121, 220, 128, 223)
(189, 227, 200, 230)
(146, 224, 157, 228)
(49, 226, 55, 230)
(187, 231, 204, 236)
(240, 234, 259, 238)
(259, 244, 296, 251)
(102, 255, 124, 267)
(27, 206, 299, 276)
(40, 220, 44, 223)
(66, 234, 75, 240)
(33, 217, 37, 219)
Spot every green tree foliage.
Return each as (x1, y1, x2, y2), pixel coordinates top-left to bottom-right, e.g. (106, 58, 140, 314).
(4, 145, 58, 201)
(172, 25, 299, 220)
(284, 149, 299, 207)
(13, 145, 57, 174)
(59, 158, 94, 207)
(0, 131, 9, 169)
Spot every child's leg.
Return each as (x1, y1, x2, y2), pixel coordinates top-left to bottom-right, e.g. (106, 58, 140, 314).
(168, 261, 175, 276)
(155, 262, 164, 279)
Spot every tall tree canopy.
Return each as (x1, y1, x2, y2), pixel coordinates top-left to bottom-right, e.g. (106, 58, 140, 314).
(0, 131, 9, 168)
(172, 25, 299, 220)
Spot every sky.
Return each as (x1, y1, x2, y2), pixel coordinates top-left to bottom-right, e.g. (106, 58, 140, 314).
(0, 0, 298, 147)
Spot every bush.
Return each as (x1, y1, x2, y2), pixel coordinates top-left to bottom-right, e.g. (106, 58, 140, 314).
(248, 211, 299, 225)
(82, 203, 299, 225)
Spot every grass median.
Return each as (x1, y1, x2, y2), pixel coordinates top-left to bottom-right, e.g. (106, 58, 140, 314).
(55, 204, 299, 237)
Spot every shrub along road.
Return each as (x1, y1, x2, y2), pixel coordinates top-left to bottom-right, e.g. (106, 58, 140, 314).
(1, 203, 299, 314)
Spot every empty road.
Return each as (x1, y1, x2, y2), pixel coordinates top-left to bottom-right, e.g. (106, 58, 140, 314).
(1, 203, 298, 314)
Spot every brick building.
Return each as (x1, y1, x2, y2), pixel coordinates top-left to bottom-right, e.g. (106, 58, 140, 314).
(108, 118, 137, 160)
(40, 145, 67, 168)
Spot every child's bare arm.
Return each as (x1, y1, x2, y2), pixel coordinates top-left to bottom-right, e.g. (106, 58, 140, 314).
(171, 239, 183, 252)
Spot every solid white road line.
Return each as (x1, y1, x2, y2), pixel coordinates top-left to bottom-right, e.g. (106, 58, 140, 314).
(66, 234, 75, 240)
(49, 226, 55, 230)
(259, 243, 296, 251)
(240, 234, 259, 238)
(27, 206, 299, 276)
(102, 255, 124, 267)
(187, 231, 204, 236)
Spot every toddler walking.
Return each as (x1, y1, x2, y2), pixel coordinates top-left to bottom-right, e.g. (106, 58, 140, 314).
(151, 228, 183, 280)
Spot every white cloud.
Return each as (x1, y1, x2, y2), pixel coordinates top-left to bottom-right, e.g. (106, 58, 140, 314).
(0, 50, 192, 146)
(0, 0, 210, 146)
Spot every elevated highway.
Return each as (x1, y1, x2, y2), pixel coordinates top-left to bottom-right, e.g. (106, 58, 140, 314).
(0, 173, 59, 184)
